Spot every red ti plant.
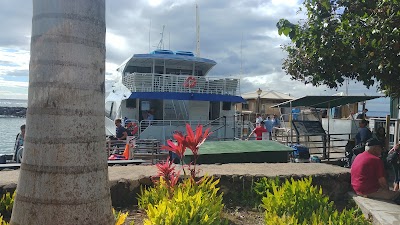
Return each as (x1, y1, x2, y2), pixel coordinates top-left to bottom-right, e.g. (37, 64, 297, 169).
(162, 131, 187, 160)
(184, 124, 211, 178)
(154, 157, 180, 195)
(160, 123, 211, 180)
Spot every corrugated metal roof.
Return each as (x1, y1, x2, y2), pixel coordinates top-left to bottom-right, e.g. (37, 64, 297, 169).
(271, 95, 382, 108)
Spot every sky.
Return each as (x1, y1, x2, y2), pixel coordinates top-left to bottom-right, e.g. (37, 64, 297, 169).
(0, 0, 390, 113)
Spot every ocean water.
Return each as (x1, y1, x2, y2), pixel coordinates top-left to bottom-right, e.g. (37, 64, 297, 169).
(0, 99, 27, 155)
(0, 98, 28, 107)
(0, 117, 26, 155)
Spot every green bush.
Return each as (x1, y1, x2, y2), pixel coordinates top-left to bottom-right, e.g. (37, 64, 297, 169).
(253, 177, 281, 202)
(0, 192, 15, 220)
(138, 177, 170, 209)
(264, 213, 300, 225)
(309, 206, 370, 225)
(261, 177, 371, 225)
(139, 176, 226, 225)
(262, 177, 332, 224)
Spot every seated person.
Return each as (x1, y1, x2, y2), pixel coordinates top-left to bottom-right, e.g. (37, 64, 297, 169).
(355, 119, 372, 146)
(351, 137, 400, 203)
(147, 109, 155, 121)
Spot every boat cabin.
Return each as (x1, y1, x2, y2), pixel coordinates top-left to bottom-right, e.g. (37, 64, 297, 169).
(106, 50, 245, 142)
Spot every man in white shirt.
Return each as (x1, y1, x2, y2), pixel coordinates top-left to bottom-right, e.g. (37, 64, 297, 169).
(255, 113, 263, 124)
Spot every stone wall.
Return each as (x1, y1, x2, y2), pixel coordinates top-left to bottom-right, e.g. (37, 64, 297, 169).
(0, 172, 351, 208)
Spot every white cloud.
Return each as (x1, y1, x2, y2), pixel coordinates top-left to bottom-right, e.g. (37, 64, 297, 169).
(148, 0, 164, 7)
(0, 0, 389, 115)
(0, 47, 29, 76)
(106, 31, 128, 54)
(0, 77, 28, 88)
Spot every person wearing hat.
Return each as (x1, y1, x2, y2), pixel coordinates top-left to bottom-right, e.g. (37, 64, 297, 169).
(351, 137, 400, 202)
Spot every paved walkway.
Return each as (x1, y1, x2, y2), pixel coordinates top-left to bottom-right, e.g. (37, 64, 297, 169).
(0, 163, 349, 186)
(351, 193, 400, 225)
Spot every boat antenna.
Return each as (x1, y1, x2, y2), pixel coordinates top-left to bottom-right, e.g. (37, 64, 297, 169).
(149, 20, 151, 52)
(240, 33, 243, 77)
(239, 33, 243, 94)
(196, 1, 200, 57)
(157, 25, 165, 50)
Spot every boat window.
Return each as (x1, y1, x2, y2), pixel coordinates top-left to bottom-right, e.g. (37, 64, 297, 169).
(195, 70, 203, 76)
(165, 68, 193, 75)
(125, 66, 152, 73)
(155, 66, 164, 74)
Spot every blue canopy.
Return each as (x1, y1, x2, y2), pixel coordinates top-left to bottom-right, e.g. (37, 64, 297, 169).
(129, 92, 246, 103)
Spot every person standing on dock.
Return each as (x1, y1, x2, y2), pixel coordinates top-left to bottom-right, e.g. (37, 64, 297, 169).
(272, 114, 281, 140)
(246, 121, 267, 140)
(13, 124, 25, 163)
(356, 108, 368, 119)
(255, 113, 263, 124)
(264, 115, 273, 140)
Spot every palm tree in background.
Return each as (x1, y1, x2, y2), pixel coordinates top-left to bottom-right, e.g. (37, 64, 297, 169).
(10, 0, 113, 224)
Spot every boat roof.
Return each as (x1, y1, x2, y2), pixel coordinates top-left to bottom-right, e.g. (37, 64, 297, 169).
(117, 50, 217, 75)
(242, 90, 294, 100)
(271, 95, 382, 108)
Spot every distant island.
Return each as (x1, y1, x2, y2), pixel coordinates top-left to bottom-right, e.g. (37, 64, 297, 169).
(0, 107, 26, 117)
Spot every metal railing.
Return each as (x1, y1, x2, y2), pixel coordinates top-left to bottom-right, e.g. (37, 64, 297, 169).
(106, 138, 167, 164)
(122, 72, 240, 95)
(271, 132, 353, 160)
(138, 118, 236, 143)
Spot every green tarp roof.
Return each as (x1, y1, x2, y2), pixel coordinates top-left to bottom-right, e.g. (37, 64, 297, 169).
(271, 95, 382, 108)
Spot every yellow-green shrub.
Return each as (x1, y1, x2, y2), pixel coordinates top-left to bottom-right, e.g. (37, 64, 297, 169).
(139, 176, 226, 225)
(309, 206, 370, 225)
(262, 177, 371, 225)
(262, 177, 332, 224)
(0, 215, 9, 225)
(253, 177, 281, 204)
(0, 192, 15, 220)
(113, 208, 133, 225)
(138, 178, 170, 209)
(264, 213, 301, 225)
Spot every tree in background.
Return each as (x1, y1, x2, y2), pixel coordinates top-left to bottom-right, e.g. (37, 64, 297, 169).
(277, 0, 400, 97)
(10, 0, 113, 224)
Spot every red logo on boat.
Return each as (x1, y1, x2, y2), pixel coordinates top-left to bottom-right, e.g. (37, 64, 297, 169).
(183, 76, 197, 88)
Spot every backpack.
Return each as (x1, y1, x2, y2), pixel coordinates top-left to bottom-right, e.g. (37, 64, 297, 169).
(387, 150, 399, 164)
(352, 144, 366, 156)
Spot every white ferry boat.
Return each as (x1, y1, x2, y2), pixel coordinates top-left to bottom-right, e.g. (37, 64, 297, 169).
(106, 49, 245, 143)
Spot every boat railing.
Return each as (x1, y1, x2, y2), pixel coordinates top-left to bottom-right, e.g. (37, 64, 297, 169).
(272, 131, 353, 161)
(138, 119, 237, 143)
(122, 72, 240, 95)
(106, 137, 167, 164)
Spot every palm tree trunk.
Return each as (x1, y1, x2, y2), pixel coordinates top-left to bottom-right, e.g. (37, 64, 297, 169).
(10, 0, 113, 224)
